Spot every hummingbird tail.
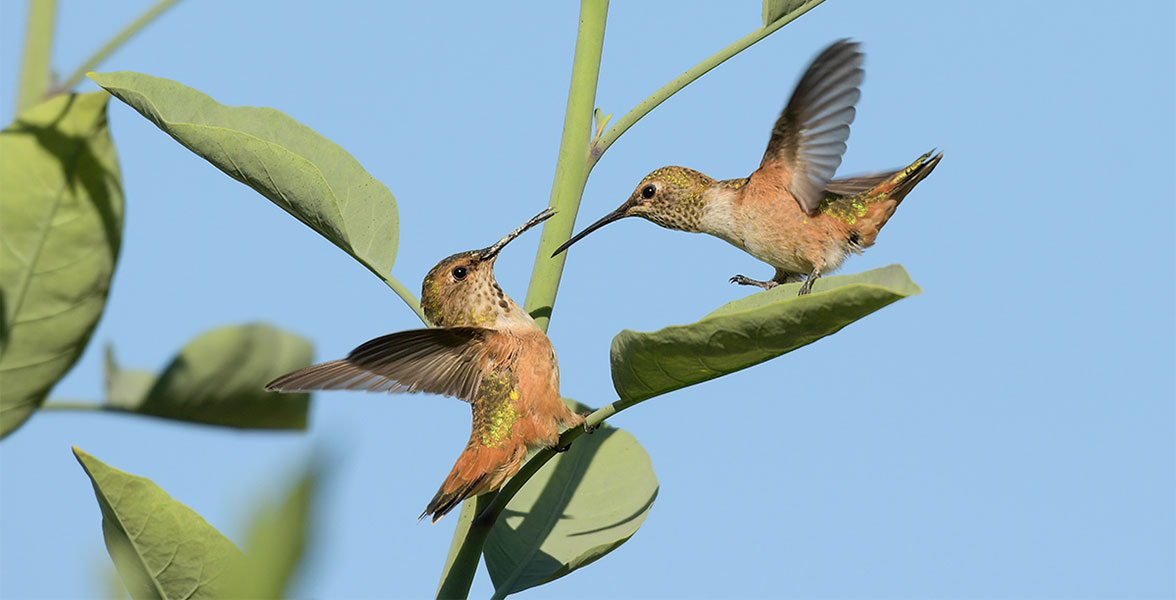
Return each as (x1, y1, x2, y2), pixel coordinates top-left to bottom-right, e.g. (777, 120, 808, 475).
(848, 150, 943, 248)
(420, 441, 527, 522)
(421, 474, 487, 523)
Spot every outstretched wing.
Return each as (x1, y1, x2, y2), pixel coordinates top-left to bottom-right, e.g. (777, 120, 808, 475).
(823, 171, 893, 197)
(265, 327, 493, 402)
(758, 39, 864, 215)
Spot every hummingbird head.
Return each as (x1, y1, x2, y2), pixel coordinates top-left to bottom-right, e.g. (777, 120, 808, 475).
(420, 208, 554, 327)
(551, 166, 714, 256)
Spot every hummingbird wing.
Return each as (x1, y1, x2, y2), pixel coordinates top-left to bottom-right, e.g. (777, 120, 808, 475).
(264, 327, 493, 402)
(824, 171, 893, 197)
(757, 39, 864, 215)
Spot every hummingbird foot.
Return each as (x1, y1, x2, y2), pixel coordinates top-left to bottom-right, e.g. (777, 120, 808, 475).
(796, 268, 822, 296)
(553, 442, 571, 453)
(729, 274, 778, 290)
(579, 410, 597, 434)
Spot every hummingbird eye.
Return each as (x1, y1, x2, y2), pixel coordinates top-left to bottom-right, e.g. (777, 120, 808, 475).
(451, 266, 468, 280)
(641, 184, 656, 199)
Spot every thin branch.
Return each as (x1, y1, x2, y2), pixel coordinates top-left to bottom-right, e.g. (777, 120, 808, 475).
(40, 401, 128, 413)
(520, 0, 611, 333)
(379, 273, 427, 326)
(589, 0, 826, 166)
(54, 0, 182, 94)
(15, 0, 56, 114)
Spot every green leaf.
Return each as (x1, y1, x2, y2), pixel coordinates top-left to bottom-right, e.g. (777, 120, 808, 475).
(484, 406, 658, 598)
(0, 92, 123, 439)
(87, 71, 400, 278)
(610, 265, 921, 403)
(73, 447, 244, 600)
(104, 323, 313, 429)
(762, 0, 811, 27)
(232, 465, 318, 598)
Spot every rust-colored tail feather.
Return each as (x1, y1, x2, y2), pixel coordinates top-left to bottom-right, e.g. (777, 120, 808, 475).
(853, 150, 942, 247)
(419, 439, 527, 523)
(421, 474, 486, 523)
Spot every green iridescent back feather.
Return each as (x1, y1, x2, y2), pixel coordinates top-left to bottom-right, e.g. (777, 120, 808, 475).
(473, 368, 520, 448)
(818, 150, 940, 226)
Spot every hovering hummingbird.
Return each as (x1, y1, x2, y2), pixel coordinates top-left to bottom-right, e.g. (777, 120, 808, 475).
(266, 208, 585, 522)
(554, 39, 941, 295)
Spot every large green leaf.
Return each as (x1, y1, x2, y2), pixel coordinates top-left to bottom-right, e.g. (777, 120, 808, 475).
(484, 405, 658, 598)
(0, 92, 123, 439)
(233, 466, 317, 598)
(74, 447, 244, 600)
(610, 265, 921, 403)
(104, 323, 313, 429)
(762, 0, 816, 26)
(87, 71, 400, 278)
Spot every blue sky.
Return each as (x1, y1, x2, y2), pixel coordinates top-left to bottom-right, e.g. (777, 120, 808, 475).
(1, 1, 1173, 598)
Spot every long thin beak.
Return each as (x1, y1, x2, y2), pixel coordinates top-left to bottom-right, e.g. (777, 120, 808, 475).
(480, 207, 556, 261)
(550, 206, 629, 257)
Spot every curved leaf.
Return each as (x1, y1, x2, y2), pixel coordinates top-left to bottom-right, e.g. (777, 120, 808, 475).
(73, 447, 243, 600)
(484, 406, 658, 598)
(87, 71, 399, 278)
(103, 323, 312, 429)
(610, 264, 921, 403)
(0, 92, 123, 438)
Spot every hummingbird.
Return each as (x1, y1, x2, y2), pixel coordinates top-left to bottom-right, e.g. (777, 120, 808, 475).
(553, 39, 941, 295)
(266, 208, 585, 522)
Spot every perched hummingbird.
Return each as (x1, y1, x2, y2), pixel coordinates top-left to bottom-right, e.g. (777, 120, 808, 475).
(554, 39, 941, 295)
(266, 208, 584, 522)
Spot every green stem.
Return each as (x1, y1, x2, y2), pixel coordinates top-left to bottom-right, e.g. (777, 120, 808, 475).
(521, 0, 610, 333)
(15, 0, 56, 114)
(379, 273, 427, 325)
(433, 2, 609, 598)
(589, 0, 826, 166)
(40, 401, 126, 413)
(54, 0, 182, 94)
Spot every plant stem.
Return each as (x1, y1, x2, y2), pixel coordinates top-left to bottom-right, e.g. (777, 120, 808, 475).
(40, 401, 127, 413)
(15, 0, 56, 115)
(54, 0, 182, 94)
(379, 273, 427, 325)
(589, 0, 826, 166)
(434, 495, 490, 599)
(433, 2, 609, 598)
(521, 0, 610, 333)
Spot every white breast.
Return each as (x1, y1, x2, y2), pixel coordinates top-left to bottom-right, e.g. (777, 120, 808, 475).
(698, 193, 747, 251)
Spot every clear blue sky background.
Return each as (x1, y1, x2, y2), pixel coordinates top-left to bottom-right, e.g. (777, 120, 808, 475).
(1, 1, 1173, 598)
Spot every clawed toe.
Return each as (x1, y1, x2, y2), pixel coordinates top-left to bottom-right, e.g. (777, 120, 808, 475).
(730, 274, 777, 290)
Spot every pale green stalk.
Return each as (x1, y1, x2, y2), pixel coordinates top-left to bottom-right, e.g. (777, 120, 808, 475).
(40, 401, 128, 413)
(55, 0, 182, 94)
(15, 0, 56, 114)
(378, 273, 426, 325)
(520, 0, 610, 333)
